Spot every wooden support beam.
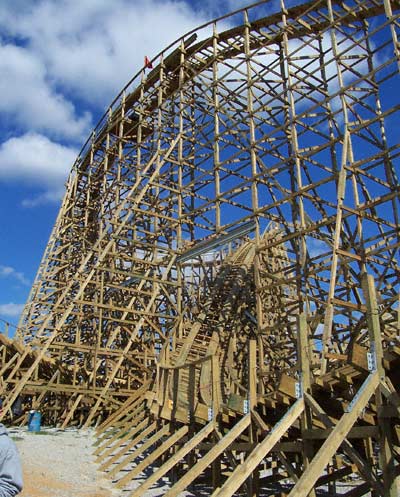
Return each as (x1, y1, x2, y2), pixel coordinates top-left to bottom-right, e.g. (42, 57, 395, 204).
(362, 272, 400, 496)
(164, 414, 251, 497)
(116, 424, 189, 488)
(212, 399, 304, 497)
(99, 420, 157, 472)
(94, 407, 146, 457)
(96, 389, 148, 436)
(304, 393, 384, 494)
(109, 422, 168, 480)
(128, 421, 215, 497)
(287, 372, 379, 497)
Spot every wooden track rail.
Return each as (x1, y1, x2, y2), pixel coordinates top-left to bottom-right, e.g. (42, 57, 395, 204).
(1, 0, 399, 494)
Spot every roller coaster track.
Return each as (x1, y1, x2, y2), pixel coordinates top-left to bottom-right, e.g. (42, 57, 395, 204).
(0, 0, 399, 495)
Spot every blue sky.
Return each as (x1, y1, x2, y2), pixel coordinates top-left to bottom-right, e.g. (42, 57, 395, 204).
(0, 0, 276, 326)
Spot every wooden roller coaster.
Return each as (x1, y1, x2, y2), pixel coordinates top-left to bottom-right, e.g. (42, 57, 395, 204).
(0, 0, 399, 495)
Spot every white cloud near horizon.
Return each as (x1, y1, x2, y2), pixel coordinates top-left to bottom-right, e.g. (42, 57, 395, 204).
(0, 303, 25, 318)
(0, 133, 77, 206)
(21, 189, 66, 208)
(0, 265, 29, 286)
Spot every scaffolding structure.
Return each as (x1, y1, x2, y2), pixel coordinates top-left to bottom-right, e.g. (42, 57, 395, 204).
(0, 0, 399, 494)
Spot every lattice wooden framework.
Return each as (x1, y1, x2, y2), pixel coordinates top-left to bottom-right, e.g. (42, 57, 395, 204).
(0, 0, 399, 494)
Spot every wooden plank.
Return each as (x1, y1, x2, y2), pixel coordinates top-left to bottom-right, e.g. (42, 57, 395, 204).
(304, 393, 383, 494)
(362, 272, 399, 497)
(96, 382, 151, 435)
(342, 482, 372, 497)
(60, 393, 83, 429)
(99, 420, 157, 472)
(94, 408, 146, 457)
(303, 426, 379, 439)
(348, 343, 369, 371)
(278, 374, 297, 398)
(248, 339, 257, 409)
(297, 312, 316, 497)
(227, 393, 246, 413)
(96, 411, 149, 462)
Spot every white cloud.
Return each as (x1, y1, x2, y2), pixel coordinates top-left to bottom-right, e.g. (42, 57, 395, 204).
(0, 265, 29, 286)
(0, 133, 76, 206)
(0, 133, 76, 187)
(195, 0, 276, 17)
(0, 1, 213, 207)
(0, 43, 92, 140)
(0, 0, 209, 105)
(0, 1, 368, 210)
(0, 303, 25, 318)
(21, 189, 65, 208)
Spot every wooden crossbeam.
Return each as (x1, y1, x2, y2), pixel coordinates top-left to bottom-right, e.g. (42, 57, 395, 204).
(96, 414, 149, 463)
(96, 418, 148, 466)
(95, 392, 150, 439)
(111, 422, 172, 481)
(94, 407, 146, 458)
(95, 390, 147, 437)
(304, 392, 384, 494)
(0, 136, 181, 421)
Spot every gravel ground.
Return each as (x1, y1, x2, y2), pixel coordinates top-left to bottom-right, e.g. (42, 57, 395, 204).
(10, 427, 118, 497)
(9, 426, 190, 497)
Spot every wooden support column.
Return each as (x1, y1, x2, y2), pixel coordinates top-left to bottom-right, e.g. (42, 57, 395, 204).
(211, 354, 221, 490)
(165, 414, 251, 497)
(128, 421, 215, 497)
(247, 337, 258, 497)
(248, 339, 257, 411)
(362, 273, 399, 497)
(116, 425, 189, 489)
(297, 313, 316, 497)
(304, 393, 384, 494)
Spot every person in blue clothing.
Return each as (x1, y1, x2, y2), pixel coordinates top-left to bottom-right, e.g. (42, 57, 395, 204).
(0, 399, 23, 497)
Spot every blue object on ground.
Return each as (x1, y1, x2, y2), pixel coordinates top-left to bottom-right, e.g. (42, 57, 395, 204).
(28, 411, 41, 432)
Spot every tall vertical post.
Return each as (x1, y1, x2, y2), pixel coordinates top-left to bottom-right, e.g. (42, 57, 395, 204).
(297, 313, 316, 497)
(362, 273, 399, 497)
(247, 338, 259, 496)
(211, 354, 221, 489)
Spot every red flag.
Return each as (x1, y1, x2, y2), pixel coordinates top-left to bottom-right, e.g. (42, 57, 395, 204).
(144, 56, 153, 69)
